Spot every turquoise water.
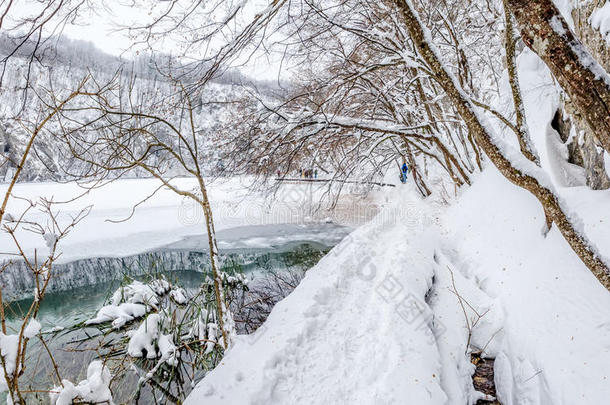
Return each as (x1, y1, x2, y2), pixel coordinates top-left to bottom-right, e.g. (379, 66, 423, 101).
(5, 241, 332, 330)
(3, 226, 344, 404)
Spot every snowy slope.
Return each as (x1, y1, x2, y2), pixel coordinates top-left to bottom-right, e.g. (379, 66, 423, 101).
(445, 169, 610, 404)
(185, 167, 610, 404)
(0, 45, 254, 182)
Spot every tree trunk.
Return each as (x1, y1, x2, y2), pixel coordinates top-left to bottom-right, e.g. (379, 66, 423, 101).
(506, 0, 610, 155)
(503, 0, 539, 165)
(198, 176, 234, 349)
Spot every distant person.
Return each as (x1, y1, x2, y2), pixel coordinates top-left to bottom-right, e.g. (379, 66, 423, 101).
(314, 169, 318, 179)
(401, 162, 409, 183)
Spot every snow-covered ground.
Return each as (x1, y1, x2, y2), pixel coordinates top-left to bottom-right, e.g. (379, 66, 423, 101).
(185, 167, 610, 405)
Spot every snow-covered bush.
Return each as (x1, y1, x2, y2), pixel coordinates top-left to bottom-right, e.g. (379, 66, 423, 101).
(49, 360, 114, 405)
(54, 271, 248, 404)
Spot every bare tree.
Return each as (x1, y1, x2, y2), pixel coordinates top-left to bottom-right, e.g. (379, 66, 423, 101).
(0, 197, 89, 404)
(225, 0, 610, 290)
(394, 0, 610, 291)
(502, 0, 539, 165)
(55, 77, 238, 348)
(0, 80, 97, 403)
(220, 0, 491, 199)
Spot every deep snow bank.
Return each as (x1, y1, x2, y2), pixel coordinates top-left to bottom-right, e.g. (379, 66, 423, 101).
(186, 168, 610, 404)
(445, 169, 610, 404)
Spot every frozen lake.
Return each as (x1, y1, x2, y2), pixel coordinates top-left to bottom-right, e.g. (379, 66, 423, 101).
(3, 222, 350, 403)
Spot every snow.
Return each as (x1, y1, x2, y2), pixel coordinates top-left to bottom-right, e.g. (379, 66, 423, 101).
(43, 232, 58, 253)
(23, 319, 41, 339)
(49, 360, 114, 405)
(447, 167, 610, 403)
(590, 1, 610, 44)
(513, 48, 588, 188)
(550, 15, 568, 37)
(545, 123, 586, 186)
(87, 303, 148, 329)
(158, 333, 180, 366)
(180, 165, 610, 404)
(86, 279, 175, 328)
(569, 39, 610, 87)
(553, 0, 576, 30)
(187, 309, 219, 354)
(0, 334, 19, 385)
(0, 177, 252, 263)
(0, 177, 366, 265)
(186, 183, 449, 404)
(170, 288, 188, 304)
(128, 313, 161, 359)
(127, 312, 181, 373)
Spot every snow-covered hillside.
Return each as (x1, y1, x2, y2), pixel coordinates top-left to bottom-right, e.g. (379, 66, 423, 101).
(0, 38, 270, 182)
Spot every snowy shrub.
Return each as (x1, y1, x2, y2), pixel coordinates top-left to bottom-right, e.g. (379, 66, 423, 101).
(58, 271, 248, 404)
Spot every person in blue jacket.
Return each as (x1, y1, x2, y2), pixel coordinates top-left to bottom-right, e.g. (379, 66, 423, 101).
(401, 161, 409, 183)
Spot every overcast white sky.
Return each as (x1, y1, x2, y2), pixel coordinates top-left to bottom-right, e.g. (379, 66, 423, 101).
(10, 0, 284, 80)
(9, 1, 144, 55)
(61, 5, 143, 56)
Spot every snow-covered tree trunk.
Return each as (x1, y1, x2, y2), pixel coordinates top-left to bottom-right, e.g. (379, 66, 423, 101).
(506, 0, 610, 155)
(395, 0, 610, 292)
(552, 103, 610, 190)
(559, 2, 610, 190)
(503, 0, 539, 165)
(198, 177, 235, 349)
(573, 2, 610, 72)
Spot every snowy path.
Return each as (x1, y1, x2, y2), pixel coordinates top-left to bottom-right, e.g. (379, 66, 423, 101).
(186, 189, 450, 404)
(186, 169, 610, 405)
